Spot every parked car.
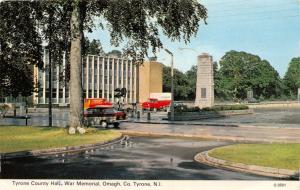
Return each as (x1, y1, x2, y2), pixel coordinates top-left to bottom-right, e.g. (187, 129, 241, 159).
(83, 107, 121, 128)
(115, 109, 127, 120)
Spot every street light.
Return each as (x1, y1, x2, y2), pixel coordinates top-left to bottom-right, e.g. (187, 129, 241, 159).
(164, 48, 174, 121)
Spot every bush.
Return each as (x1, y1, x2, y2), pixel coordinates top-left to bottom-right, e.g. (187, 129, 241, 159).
(213, 105, 249, 111)
(174, 104, 249, 113)
(174, 105, 200, 112)
(0, 104, 10, 118)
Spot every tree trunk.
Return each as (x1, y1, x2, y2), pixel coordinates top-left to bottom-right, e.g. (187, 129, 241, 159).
(69, 1, 83, 129)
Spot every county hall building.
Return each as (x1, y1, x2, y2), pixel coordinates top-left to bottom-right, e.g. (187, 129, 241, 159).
(32, 50, 163, 107)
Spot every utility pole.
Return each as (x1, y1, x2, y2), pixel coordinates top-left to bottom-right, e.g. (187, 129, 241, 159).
(164, 48, 174, 121)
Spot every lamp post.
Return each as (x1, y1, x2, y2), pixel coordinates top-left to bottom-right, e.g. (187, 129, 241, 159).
(164, 48, 174, 121)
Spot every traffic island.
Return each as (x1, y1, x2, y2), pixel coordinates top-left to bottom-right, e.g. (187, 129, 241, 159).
(194, 144, 300, 179)
(0, 126, 122, 159)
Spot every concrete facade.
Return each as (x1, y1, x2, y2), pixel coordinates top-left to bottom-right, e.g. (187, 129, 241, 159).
(138, 61, 163, 103)
(32, 52, 164, 106)
(195, 53, 214, 108)
(33, 52, 138, 106)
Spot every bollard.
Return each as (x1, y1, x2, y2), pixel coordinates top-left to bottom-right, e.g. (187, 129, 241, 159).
(130, 110, 134, 118)
(137, 111, 140, 119)
(14, 108, 16, 117)
(25, 108, 28, 126)
(147, 112, 151, 120)
(25, 115, 28, 126)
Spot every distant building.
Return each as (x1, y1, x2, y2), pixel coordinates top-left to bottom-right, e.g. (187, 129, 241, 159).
(33, 50, 163, 106)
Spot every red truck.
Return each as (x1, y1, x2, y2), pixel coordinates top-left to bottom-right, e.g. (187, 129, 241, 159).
(141, 93, 171, 112)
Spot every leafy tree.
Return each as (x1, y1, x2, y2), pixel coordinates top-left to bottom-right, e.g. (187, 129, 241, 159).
(163, 66, 191, 100)
(251, 60, 282, 99)
(107, 50, 122, 57)
(0, 2, 43, 99)
(1, 0, 207, 130)
(83, 37, 105, 55)
(283, 57, 300, 97)
(218, 50, 282, 100)
(185, 65, 197, 100)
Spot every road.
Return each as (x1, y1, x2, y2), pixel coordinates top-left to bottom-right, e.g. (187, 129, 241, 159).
(1, 108, 300, 128)
(0, 137, 274, 180)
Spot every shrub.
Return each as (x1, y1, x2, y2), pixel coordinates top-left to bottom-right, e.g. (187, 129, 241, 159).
(174, 104, 249, 113)
(0, 104, 10, 118)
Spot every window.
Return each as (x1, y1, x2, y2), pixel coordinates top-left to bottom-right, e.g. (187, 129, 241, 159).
(201, 88, 206, 99)
(103, 108, 115, 114)
(59, 89, 63, 98)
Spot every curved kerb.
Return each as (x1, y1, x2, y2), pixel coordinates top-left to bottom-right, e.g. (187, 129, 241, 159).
(194, 148, 299, 180)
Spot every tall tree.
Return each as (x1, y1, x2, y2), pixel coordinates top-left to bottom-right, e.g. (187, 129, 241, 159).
(83, 37, 105, 55)
(107, 50, 122, 57)
(185, 65, 197, 100)
(218, 50, 282, 100)
(1, 0, 207, 131)
(283, 57, 300, 97)
(54, 0, 207, 131)
(0, 2, 43, 99)
(163, 66, 191, 100)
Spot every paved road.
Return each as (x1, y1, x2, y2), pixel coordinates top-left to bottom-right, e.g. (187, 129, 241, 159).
(129, 108, 300, 128)
(1, 108, 300, 128)
(120, 122, 300, 143)
(0, 137, 274, 180)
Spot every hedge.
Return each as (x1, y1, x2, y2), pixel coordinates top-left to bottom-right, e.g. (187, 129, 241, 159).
(174, 104, 249, 113)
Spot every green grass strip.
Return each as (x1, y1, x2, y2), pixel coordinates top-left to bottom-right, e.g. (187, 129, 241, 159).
(209, 144, 300, 171)
(0, 126, 121, 153)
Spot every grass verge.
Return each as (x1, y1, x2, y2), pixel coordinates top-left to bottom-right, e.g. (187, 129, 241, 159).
(209, 144, 300, 171)
(0, 126, 121, 153)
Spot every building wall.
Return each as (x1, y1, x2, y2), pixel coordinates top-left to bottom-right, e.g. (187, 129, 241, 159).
(33, 53, 138, 106)
(138, 61, 163, 103)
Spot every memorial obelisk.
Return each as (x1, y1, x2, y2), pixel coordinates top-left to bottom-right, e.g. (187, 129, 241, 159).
(195, 53, 214, 108)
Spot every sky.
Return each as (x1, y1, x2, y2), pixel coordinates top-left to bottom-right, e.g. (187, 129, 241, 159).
(86, 0, 300, 77)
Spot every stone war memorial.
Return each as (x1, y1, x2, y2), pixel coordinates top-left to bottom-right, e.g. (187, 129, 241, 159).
(195, 53, 214, 109)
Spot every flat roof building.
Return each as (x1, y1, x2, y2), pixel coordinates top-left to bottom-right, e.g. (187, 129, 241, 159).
(33, 51, 163, 106)
(33, 51, 137, 106)
(138, 60, 163, 103)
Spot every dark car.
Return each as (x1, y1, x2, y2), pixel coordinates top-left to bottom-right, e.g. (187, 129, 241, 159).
(115, 110, 126, 120)
(83, 108, 120, 128)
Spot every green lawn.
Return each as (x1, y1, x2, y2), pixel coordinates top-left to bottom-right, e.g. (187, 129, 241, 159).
(209, 144, 300, 170)
(0, 126, 121, 153)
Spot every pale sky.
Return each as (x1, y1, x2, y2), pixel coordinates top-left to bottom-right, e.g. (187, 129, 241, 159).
(86, 0, 300, 77)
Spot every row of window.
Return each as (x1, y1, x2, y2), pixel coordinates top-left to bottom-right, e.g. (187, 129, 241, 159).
(38, 89, 133, 100)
